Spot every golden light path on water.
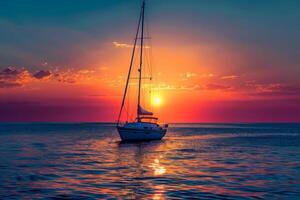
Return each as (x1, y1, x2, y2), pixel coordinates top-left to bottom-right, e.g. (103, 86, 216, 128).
(150, 158, 166, 176)
(150, 157, 166, 200)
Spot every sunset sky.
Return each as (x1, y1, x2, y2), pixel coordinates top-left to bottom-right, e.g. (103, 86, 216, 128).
(1, 0, 300, 122)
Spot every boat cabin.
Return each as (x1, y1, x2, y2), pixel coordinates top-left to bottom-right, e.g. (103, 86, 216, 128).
(137, 116, 158, 123)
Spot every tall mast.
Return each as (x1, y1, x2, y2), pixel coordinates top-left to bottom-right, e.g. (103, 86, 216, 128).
(137, 0, 145, 122)
(117, 2, 143, 125)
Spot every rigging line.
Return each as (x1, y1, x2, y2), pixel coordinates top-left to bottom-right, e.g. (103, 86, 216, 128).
(145, 13, 154, 111)
(144, 9, 152, 110)
(145, 12, 152, 78)
(117, 3, 143, 125)
(126, 78, 130, 122)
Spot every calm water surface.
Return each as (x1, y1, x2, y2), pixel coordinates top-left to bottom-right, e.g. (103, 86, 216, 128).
(0, 123, 300, 199)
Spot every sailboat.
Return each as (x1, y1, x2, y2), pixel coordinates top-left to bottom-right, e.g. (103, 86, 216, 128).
(116, 0, 168, 141)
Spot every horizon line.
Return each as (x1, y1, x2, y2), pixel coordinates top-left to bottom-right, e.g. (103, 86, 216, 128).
(1, 121, 300, 124)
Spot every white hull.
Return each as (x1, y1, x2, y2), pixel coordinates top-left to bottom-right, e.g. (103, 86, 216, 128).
(117, 126, 166, 141)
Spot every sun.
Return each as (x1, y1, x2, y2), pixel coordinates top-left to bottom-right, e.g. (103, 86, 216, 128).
(152, 96, 162, 106)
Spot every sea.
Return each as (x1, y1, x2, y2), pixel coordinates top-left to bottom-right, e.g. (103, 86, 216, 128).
(0, 123, 299, 200)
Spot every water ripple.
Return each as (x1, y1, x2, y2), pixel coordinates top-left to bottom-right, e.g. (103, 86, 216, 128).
(0, 123, 300, 199)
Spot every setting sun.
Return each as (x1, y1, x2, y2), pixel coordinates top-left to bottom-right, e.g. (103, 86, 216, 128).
(152, 96, 162, 106)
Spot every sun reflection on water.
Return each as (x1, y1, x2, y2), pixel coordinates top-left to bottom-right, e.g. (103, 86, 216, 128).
(150, 158, 166, 176)
(152, 185, 165, 200)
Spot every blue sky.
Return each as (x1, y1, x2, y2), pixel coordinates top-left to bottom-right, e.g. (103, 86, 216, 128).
(1, 0, 299, 69)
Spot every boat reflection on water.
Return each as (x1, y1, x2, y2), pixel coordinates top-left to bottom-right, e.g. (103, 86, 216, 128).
(117, 141, 167, 199)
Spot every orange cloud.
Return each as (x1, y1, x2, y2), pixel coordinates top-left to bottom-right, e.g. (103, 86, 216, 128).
(180, 72, 198, 80)
(0, 67, 102, 89)
(33, 70, 52, 79)
(112, 41, 150, 49)
(221, 75, 239, 80)
(113, 41, 133, 48)
(249, 83, 300, 97)
(0, 67, 32, 88)
(204, 83, 232, 91)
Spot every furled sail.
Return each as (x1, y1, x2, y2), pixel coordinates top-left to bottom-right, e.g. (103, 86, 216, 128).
(138, 105, 153, 115)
